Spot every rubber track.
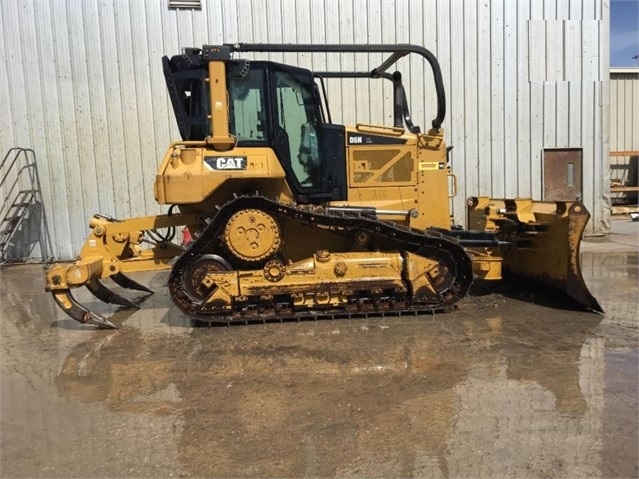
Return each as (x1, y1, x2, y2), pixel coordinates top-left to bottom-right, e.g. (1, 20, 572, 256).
(169, 195, 473, 323)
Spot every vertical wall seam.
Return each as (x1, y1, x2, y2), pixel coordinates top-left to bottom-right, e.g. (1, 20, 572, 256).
(79, 0, 101, 213)
(96, 0, 116, 213)
(489, 2, 494, 196)
(37, 1, 63, 255)
(528, 0, 533, 197)
(475, 0, 480, 193)
(60, 3, 86, 255)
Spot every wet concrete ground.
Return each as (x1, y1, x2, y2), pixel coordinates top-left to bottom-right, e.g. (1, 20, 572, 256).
(1, 219, 637, 478)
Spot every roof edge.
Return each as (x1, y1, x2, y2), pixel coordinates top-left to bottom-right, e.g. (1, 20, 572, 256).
(610, 67, 639, 74)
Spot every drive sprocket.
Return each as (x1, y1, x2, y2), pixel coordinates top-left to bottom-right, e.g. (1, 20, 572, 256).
(223, 209, 281, 262)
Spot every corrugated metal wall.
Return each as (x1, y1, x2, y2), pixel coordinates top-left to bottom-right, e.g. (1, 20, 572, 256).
(0, 0, 610, 260)
(610, 71, 639, 151)
(609, 69, 639, 196)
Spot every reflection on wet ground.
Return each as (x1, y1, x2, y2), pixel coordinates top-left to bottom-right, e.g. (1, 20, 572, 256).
(1, 251, 637, 478)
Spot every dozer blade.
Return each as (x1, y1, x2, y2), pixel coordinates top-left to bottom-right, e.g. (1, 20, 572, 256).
(111, 272, 154, 294)
(51, 290, 118, 329)
(468, 198, 603, 313)
(86, 278, 140, 309)
(562, 204, 603, 312)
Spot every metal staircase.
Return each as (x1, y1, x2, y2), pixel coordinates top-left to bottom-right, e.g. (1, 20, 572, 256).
(0, 148, 52, 265)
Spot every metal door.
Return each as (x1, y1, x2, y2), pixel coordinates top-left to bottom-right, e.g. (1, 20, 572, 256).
(543, 149, 583, 201)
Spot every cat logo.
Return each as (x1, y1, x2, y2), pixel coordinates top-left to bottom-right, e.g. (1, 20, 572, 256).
(205, 156, 247, 170)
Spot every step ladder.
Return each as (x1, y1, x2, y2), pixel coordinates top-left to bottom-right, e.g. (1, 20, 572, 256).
(0, 148, 51, 265)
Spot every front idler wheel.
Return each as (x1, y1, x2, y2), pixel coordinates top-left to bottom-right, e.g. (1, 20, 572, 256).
(182, 254, 232, 304)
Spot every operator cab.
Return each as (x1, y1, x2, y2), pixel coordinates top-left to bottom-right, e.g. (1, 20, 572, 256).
(163, 50, 347, 203)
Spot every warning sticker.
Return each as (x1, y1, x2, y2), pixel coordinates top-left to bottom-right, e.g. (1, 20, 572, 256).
(419, 162, 445, 171)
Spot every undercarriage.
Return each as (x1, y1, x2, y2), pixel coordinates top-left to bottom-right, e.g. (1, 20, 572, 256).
(168, 196, 474, 324)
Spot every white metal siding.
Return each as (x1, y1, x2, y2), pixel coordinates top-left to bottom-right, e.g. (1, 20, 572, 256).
(610, 71, 639, 152)
(610, 70, 639, 192)
(0, 0, 610, 260)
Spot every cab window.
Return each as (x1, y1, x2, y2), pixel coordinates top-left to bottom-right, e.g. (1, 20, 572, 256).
(274, 70, 322, 188)
(228, 67, 268, 142)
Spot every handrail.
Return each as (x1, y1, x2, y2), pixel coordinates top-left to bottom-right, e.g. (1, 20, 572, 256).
(0, 147, 36, 189)
(0, 149, 39, 223)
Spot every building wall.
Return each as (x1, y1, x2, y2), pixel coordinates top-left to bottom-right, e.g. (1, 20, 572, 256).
(0, 0, 610, 260)
(610, 70, 639, 151)
(609, 69, 639, 189)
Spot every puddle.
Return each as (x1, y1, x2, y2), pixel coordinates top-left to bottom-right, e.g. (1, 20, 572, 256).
(1, 253, 637, 477)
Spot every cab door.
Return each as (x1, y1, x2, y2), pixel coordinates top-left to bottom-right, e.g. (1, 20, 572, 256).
(270, 64, 346, 202)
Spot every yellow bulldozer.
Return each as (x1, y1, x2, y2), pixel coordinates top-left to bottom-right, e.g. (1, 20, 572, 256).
(44, 44, 602, 328)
